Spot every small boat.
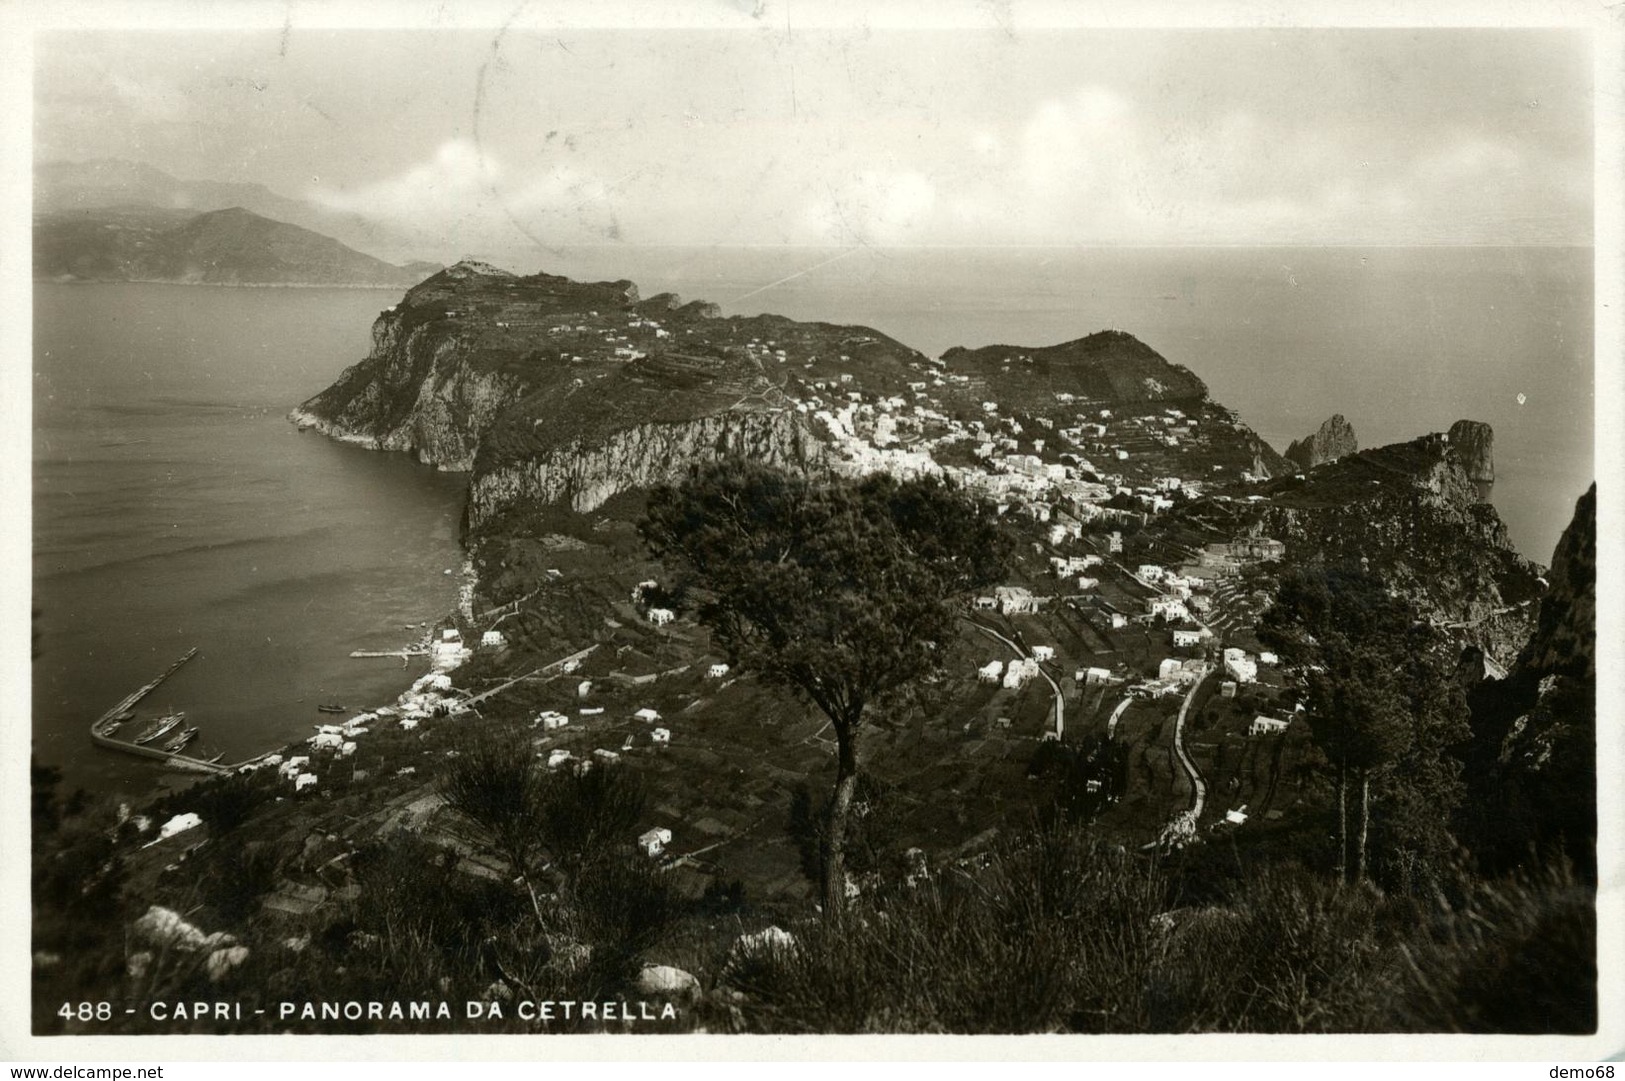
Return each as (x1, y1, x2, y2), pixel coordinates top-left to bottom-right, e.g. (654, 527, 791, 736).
(132, 711, 185, 745)
(113, 709, 136, 723)
(161, 727, 199, 753)
(316, 703, 346, 714)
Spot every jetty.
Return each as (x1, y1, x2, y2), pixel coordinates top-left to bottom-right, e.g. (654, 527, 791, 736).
(89, 648, 231, 776)
(349, 648, 430, 659)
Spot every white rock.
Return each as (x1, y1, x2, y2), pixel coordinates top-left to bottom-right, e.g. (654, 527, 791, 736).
(132, 906, 235, 953)
(733, 925, 797, 961)
(154, 813, 202, 842)
(205, 945, 250, 982)
(635, 964, 700, 996)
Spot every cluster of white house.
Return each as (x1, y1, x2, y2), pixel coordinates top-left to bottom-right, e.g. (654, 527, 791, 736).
(785, 361, 1220, 536)
(977, 655, 1046, 689)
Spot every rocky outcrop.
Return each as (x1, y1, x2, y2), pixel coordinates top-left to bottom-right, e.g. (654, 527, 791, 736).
(291, 262, 636, 468)
(1282, 414, 1357, 470)
(1255, 431, 1542, 664)
(292, 343, 526, 471)
(468, 409, 828, 529)
(1447, 419, 1494, 501)
(1462, 483, 1595, 879)
(1515, 483, 1594, 683)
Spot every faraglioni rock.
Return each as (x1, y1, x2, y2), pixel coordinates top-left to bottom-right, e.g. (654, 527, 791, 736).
(1447, 419, 1495, 499)
(1282, 413, 1357, 470)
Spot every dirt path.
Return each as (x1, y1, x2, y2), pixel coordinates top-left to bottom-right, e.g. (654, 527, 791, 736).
(1171, 668, 1212, 819)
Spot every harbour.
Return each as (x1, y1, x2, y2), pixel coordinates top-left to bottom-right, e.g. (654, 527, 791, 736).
(88, 648, 235, 776)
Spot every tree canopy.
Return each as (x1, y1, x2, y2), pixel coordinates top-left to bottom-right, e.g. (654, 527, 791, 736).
(640, 458, 1011, 914)
(640, 459, 1010, 731)
(1262, 564, 1467, 888)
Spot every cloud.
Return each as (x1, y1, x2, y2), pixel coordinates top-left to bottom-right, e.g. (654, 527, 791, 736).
(802, 170, 937, 245)
(312, 139, 499, 221)
(304, 82, 1586, 253)
(311, 139, 633, 248)
(106, 71, 189, 124)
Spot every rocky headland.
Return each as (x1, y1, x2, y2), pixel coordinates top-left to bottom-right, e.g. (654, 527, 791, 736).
(1282, 413, 1357, 470)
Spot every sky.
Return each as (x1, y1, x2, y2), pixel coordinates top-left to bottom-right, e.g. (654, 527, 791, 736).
(34, 24, 1594, 254)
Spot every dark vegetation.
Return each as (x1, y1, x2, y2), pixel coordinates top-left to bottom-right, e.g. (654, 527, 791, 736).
(31, 459, 1595, 1035)
(641, 461, 1012, 916)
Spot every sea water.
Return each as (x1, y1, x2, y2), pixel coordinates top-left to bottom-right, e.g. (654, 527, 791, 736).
(32, 284, 467, 795)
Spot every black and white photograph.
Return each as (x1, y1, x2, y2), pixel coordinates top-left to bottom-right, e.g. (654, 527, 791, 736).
(6, 0, 1618, 1056)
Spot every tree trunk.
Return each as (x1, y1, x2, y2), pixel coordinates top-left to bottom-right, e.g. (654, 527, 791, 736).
(822, 726, 861, 921)
(1356, 771, 1371, 883)
(1335, 760, 1348, 884)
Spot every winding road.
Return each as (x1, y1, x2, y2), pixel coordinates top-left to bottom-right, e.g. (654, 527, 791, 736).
(1171, 668, 1212, 820)
(1106, 695, 1132, 739)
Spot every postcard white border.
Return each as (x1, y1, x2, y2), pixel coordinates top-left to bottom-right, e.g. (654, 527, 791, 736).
(2, 0, 1619, 1065)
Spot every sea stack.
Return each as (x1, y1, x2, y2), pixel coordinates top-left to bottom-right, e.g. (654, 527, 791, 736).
(1282, 413, 1358, 470)
(1448, 419, 1495, 500)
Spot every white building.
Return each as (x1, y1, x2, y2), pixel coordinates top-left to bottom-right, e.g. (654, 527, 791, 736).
(1031, 645, 1055, 662)
(651, 727, 671, 744)
(634, 708, 661, 723)
(638, 827, 673, 857)
(546, 749, 574, 769)
(995, 586, 1041, 615)
(1002, 658, 1039, 689)
(1172, 626, 1211, 648)
(978, 660, 1005, 684)
(707, 663, 731, 679)
(1223, 648, 1258, 684)
(481, 630, 506, 649)
(1080, 666, 1114, 685)
(1249, 716, 1289, 736)
(1147, 596, 1191, 622)
(647, 607, 676, 626)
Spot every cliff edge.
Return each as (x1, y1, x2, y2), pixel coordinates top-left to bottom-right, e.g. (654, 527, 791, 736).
(1282, 413, 1357, 470)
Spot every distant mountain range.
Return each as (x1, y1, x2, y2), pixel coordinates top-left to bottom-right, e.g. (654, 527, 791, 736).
(36, 158, 421, 257)
(35, 205, 439, 288)
(33, 158, 439, 287)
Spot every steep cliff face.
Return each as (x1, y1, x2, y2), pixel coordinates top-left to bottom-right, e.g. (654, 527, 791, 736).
(1448, 419, 1495, 482)
(293, 260, 929, 476)
(1253, 428, 1542, 664)
(468, 409, 827, 530)
(1515, 483, 1594, 683)
(292, 312, 530, 469)
(1461, 483, 1595, 879)
(291, 261, 632, 468)
(1282, 413, 1357, 470)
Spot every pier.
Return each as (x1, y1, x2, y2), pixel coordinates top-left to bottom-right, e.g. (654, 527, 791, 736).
(89, 648, 232, 776)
